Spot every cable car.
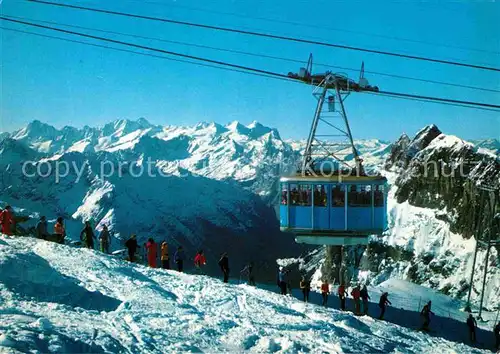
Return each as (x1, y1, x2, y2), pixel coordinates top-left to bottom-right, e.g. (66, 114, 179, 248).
(280, 55, 388, 245)
(279, 175, 387, 245)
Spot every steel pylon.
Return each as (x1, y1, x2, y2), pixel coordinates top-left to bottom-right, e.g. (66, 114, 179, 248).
(301, 74, 363, 176)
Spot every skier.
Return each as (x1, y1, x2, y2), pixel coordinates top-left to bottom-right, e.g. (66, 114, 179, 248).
(360, 285, 371, 315)
(218, 252, 230, 283)
(161, 241, 170, 269)
(125, 234, 138, 262)
(174, 246, 185, 272)
(466, 313, 477, 343)
(378, 292, 391, 320)
(300, 276, 311, 303)
(420, 301, 434, 331)
(338, 283, 347, 311)
(0, 205, 14, 235)
(494, 321, 500, 351)
(351, 285, 361, 315)
(80, 221, 96, 250)
(145, 238, 158, 268)
(54, 217, 65, 244)
(194, 250, 207, 273)
(36, 216, 49, 240)
(277, 267, 288, 295)
(321, 279, 330, 307)
(99, 224, 110, 254)
(240, 262, 255, 285)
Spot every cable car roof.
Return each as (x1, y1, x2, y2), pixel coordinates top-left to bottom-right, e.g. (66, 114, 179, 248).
(279, 175, 387, 183)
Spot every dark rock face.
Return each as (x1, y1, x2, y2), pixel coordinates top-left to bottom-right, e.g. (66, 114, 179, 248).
(385, 125, 442, 171)
(390, 127, 499, 238)
(384, 134, 411, 170)
(405, 124, 442, 161)
(360, 125, 499, 308)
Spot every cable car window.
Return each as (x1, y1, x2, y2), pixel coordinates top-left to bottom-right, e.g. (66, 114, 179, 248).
(281, 184, 288, 205)
(290, 184, 299, 206)
(331, 184, 345, 207)
(348, 185, 358, 206)
(299, 185, 312, 206)
(363, 185, 372, 205)
(374, 185, 384, 207)
(313, 185, 327, 206)
(349, 185, 371, 206)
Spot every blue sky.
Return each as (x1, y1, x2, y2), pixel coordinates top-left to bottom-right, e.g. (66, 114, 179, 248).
(1, 0, 499, 141)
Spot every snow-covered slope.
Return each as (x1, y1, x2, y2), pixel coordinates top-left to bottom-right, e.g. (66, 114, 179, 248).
(362, 171, 499, 310)
(0, 236, 490, 353)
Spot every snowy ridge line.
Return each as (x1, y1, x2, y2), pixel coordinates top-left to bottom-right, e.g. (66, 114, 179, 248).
(0, 236, 496, 353)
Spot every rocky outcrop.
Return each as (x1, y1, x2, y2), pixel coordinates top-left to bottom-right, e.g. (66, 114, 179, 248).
(367, 125, 500, 309)
(390, 126, 499, 238)
(384, 134, 411, 170)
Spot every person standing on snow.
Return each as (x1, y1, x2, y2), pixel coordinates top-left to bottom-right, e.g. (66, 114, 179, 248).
(378, 292, 391, 320)
(145, 238, 158, 268)
(125, 234, 138, 262)
(218, 252, 230, 283)
(494, 321, 500, 351)
(194, 250, 207, 274)
(321, 279, 330, 307)
(240, 262, 255, 286)
(351, 285, 361, 315)
(36, 216, 49, 240)
(467, 313, 477, 343)
(80, 221, 96, 249)
(99, 224, 111, 254)
(174, 246, 185, 272)
(420, 301, 434, 331)
(0, 205, 15, 236)
(300, 276, 311, 303)
(360, 285, 371, 315)
(338, 283, 347, 311)
(161, 241, 170, 269)
(54, 217, 66, 244)
(277, 267, 288, 295)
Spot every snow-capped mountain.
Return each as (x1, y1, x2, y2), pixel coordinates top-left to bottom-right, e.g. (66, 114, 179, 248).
(4, 119, 297, 199)
(361, 125, 499, 310)
(471, 138, 500, 156)
(0, 119, 498, 309)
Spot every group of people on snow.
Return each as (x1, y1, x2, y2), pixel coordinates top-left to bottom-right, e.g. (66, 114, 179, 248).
(291, 275, 386, 319)
(34, 216, 111, 253)
(123, 235, 236, 284)
(287, 268, 500, 349)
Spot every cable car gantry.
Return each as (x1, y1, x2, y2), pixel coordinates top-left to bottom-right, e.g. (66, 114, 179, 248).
(279, 54, 388, 246)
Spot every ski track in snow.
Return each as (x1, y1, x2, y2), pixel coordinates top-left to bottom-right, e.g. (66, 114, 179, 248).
(0, 236, 492, 354)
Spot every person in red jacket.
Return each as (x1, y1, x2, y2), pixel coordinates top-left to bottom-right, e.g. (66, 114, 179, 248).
(351, 285, 361, 315)
(0, 206, 14, 235)
(321, 279, 330, 307)
(194, 250, 207, 273)
(145, 238, 158, 268)
(338, 283, 347, 311)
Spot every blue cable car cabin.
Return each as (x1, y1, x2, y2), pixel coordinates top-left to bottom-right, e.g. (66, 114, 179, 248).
(279, 175, 388, 246)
